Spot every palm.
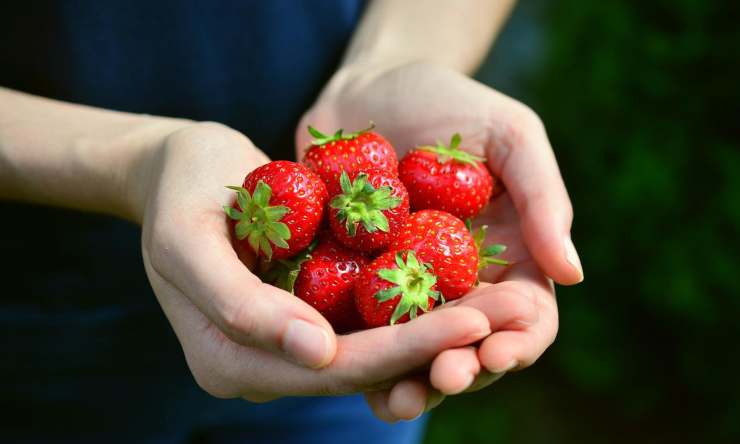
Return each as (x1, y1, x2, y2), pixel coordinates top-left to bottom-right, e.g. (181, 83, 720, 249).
(476, 194, 532, 283)
(296, 62, 522, 161)
(140, 123, 493, 403)
(300, 62, 572, 414)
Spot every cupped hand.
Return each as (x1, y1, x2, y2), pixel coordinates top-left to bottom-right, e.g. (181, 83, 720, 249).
(297, 61, 582, 420)
(134, 122, 492, 410)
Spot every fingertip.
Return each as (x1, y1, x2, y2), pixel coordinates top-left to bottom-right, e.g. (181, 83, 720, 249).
(430, 347, 480, 395)
(364, 391, 399, 423)
(388, 380, 427, 421)
(563, 235, 584, 284)
(282, 318, 337, 369)
(424, 389, 446, 413)
(478, 331, 527, 373)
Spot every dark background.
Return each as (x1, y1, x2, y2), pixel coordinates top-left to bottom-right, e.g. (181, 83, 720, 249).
(425, 1, 740, 442)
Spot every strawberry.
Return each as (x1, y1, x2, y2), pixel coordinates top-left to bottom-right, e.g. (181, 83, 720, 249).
(388, 210, 508, 300)
(294, 234, 369, 333)
(354, 250, 441, 327)
(225, 161, 327, 260)
(328, 169, 410, 252)
(398, 133, 500, 219)
(303, 123, 398, 189)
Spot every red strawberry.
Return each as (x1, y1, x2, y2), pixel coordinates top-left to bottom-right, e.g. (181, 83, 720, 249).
(225, 161, 327, 260)
(388, 210, 507, 300)
(303, 123, 398, 189)
(398, 133, 500, 219)
(294, 234, 369, 333)
(328, 169, 410, 252)
(354, 250, 441, 327)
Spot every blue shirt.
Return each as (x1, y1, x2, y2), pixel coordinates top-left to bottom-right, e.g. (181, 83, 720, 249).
(0, 2, 426, 443)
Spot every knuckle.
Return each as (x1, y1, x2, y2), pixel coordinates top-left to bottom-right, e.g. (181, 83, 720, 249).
(489, 282, 539, 326)
(513, 103, 545, 132)
(502, 103, 546, 148)
(318, 369, 360, 396)
(510, 299, 538, 325)
(220, 293, 259, 345)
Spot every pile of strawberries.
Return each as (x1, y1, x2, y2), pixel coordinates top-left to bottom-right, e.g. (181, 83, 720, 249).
(225, 124, 508, 332)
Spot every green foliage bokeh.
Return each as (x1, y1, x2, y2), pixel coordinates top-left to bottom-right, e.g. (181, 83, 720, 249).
(425, 1, 740, 442)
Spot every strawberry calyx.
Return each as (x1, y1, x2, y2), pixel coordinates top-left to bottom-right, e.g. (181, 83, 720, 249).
(224, 181, 291, 261)
(469, 222, 510, 269)
(330, 171, 402, 237)
(308, 122, 375, 145)
(418, 133, 485, 167)
(375, 251, 442, 325)
(260, 239, 318, 293)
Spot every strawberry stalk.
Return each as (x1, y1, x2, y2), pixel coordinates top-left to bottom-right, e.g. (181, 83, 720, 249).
(330, 171, 402, 237)
(473, 225, 509, 269)
(224, 181, 291, 261)
(467, 221, 510, 269)
(260, 239, 318, 293)
(418, 133, 485, 167)
(308, 122, 376, 145)
(375, 251, 442, 324)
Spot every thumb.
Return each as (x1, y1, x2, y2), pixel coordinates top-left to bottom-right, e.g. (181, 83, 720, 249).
(148, 225, 337, 369)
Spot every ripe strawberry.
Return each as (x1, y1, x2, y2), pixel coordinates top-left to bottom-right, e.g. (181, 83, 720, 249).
(294, 234, 369, 333)
(388, 210, 508, 300)
(303, 123, 398, 189)
(328, 169, 410, 252)
(354, 250, 441, 327)
(398, 133, 500, 219)
(224, 161, 327, 260)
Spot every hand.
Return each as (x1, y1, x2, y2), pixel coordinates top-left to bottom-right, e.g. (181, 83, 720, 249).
(133, 122, 492, 410)
(297, 61, 582, 420)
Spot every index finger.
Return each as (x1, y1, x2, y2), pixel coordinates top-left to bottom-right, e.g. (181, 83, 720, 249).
(485, 100, 583, 285)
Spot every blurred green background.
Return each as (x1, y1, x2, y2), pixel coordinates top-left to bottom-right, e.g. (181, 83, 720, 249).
(425, 1, 740, 443)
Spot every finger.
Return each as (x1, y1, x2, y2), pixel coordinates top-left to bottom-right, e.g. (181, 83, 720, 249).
(485, 104, 583, 285)
(479, 330, 536, 373)
(364, 390, 399, 423)
(388, 379, 427, 420)
(477, 261, 558, 373)
(454, 279, 539, 331)
(324, 306, 491, 392)
(425, 388, 446, 412)
(429, 346, 481, 395)
(206, 304, 492, 397)
(146, 218, 337, 369)
(464, 370, 506, 393)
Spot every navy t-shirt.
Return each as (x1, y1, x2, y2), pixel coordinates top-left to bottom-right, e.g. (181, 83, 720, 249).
(0, 2, 428, 441)
(0, 0, 364, 307)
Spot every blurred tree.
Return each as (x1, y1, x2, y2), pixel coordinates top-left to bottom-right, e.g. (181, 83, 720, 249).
(426, 1, 740, 442)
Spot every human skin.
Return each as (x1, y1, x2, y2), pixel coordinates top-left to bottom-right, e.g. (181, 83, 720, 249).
(0, 91, 494, 403)
(296, 0, 582, 420)
(0, 0, 582, 423)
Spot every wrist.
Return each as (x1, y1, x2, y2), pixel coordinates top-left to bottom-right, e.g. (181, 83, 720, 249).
(89, 116, 193, 223)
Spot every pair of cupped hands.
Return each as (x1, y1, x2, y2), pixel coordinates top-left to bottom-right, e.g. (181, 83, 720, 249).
(135, 61, 583, 422)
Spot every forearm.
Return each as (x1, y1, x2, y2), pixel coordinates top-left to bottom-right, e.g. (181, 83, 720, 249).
(344, 0, 516, 74)
(0, 87, 190, 222)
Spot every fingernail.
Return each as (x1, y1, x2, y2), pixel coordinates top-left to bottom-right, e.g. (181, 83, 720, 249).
(423, 391, 446, 414)
(462, 372, 476, 392)
(283, 319, 331, 369)
(492, 359, 517, 374)
(563, 235, 584, 282)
